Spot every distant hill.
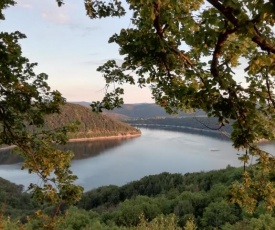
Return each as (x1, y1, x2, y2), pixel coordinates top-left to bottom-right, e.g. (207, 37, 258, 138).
(71, 101, 91, 108)
(103, 103, 206, 120)
(71, 102, 206, 120)
(71, 101, 129, 120)
(126, 117, 232, 140)
(45, 103, 140, 139)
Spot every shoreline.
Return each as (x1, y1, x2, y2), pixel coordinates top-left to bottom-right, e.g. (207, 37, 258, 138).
(68, 133, 141, 142)
(0, 145, 16, 151)
(0, 133, 141, 151)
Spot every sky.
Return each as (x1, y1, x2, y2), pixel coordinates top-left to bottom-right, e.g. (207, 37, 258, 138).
(1, 0, 154, 103)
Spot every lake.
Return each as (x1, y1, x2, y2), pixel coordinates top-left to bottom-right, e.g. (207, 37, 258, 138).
(0, 128, 274, 191)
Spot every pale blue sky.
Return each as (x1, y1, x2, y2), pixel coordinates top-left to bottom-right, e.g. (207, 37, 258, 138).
(1, 0, 154, 103)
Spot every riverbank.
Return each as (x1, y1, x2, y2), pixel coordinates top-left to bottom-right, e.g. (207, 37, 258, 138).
(0, 133, 141, 151)
(68, 133, 141, 142)
(0, 145, 16, 151)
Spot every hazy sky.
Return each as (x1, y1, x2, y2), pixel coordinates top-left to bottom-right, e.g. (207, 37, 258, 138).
(1, 0, 154, 103)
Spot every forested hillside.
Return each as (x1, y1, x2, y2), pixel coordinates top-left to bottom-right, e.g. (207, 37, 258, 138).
(101, 103, 206, 120)
(1, 166, 274, 229)
(44, 103, 140, 139)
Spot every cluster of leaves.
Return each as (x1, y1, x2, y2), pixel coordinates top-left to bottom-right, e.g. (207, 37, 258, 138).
(81, 0, 275, 211)
(0, 1, 83, 209)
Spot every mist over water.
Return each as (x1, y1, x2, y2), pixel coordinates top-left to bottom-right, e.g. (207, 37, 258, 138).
(0, 128, 273, 191)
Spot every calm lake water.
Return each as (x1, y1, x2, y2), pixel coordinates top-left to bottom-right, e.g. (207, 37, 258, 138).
(0, 128, 274, 191)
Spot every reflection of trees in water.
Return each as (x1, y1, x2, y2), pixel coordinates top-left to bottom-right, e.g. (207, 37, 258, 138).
(0, 149, 23, 165)
(0, 138, 134, 164)
(136, 125, 230, 141)
(58, 139, 133, 160)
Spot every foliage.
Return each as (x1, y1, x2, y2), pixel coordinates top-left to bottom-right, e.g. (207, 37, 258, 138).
(77, 167, 274, 228)
(77, 167, 247, 228)
(0, 178, 36, 219)
(79, 0, 275, 212)
(130, 213, 182, 230)
(201, 200, 239, 229)
(78, 167, 243, 211)
(221, 214, 275, 230)
(1, 166, 275, 229)
(115, 196, 162, 226)
(0, 1, 82, 208)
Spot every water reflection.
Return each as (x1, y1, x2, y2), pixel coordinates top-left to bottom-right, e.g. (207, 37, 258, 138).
(0, 149, 23, 165)
(59, 138, 136, 160)
(0, 128, 275, 191)
(0, 137, 138, 165)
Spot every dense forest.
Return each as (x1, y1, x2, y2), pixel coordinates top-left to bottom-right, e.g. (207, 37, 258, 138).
(1, 166, 274, 229)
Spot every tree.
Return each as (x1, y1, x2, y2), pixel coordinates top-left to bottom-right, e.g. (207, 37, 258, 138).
(201, 201, 239, 229)
(0, 0, 82, 208)
(80, 0, 275, 212)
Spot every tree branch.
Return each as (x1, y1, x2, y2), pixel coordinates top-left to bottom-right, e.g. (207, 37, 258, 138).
(211, 28, 236, 79)
(207, 0, 238, 26)
(170, 47, 193, 68)
(152, 1, 193, 71)
(252, 31, 275, 54)
(207, 0, 275, 54)
(264, 66, 275, 108)
(153, 2, 164, 38)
